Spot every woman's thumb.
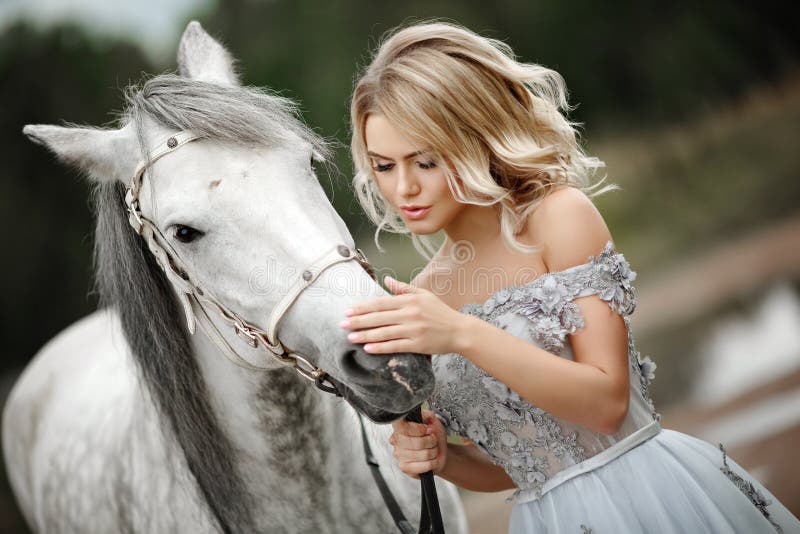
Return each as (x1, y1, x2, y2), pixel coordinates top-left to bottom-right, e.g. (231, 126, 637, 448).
(422, 410, 443, 437)
(422, 409, 439, 426)
(384, 275, 421, 295)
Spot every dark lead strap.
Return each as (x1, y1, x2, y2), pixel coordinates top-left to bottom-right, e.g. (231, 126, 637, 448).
(358, 414, 417, 534)
(319, 373, 445, 533)
(357, 407, 445, 534)
(404, 406, 445, 534)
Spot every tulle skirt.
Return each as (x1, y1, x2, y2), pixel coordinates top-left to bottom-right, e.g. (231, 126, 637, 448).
(509, 428, 799, 533)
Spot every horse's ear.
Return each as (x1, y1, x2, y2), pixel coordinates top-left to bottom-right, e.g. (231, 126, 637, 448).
(178, 21, 240, 86)
(22, 124, 138, 184)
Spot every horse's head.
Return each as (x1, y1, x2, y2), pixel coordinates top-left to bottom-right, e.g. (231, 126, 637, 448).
(23, 22, 433, 423)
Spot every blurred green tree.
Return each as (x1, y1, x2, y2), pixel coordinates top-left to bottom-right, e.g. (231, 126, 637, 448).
(0, 22, 153, 372)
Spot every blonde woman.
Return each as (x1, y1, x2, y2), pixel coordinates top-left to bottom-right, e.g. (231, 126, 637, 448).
(341, 21, 799, 533)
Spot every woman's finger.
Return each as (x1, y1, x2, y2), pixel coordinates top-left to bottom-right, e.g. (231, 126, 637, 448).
(347, 325, 408, 344)
(395, 447, 439, 463)
(364, 339, 414, 354)
(399, 460, 439, 475)
(345, 295, 414, 316)
(340, 309, 405, 330)
(393, 433, 437, 450)
(393, 421, 428, 437)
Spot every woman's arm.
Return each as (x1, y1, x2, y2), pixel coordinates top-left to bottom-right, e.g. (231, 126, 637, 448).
(439, 442, 516, 492)
(454, 305, 629, 435)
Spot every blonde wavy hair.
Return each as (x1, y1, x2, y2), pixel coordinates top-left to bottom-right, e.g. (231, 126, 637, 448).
(350, 20, 616, 258)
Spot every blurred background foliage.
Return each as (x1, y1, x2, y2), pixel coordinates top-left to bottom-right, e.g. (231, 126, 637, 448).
(1, 0, 798, 531)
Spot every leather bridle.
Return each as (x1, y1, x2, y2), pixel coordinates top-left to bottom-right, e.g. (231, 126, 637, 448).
(124, 130, 444, 533)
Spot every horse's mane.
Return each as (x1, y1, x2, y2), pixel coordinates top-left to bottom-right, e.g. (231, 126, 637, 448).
(92, 74, 330, 533)
(123, 74, 329, 161)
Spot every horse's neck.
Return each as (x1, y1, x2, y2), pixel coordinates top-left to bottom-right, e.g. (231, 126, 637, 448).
(189, 332, 364, 508)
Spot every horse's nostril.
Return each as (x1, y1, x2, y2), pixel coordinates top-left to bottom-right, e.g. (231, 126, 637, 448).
(341, 348, 382, 380)
(351, 346, 388, 372)
(343, 347, 399, 377)
(341, 347, 434, 394)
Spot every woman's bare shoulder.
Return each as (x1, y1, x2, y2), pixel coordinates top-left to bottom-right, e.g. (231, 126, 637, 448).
(526, 186, 614, 272)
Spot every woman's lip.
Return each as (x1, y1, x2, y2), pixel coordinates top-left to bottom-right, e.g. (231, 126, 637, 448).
(400, 206, 432, 220)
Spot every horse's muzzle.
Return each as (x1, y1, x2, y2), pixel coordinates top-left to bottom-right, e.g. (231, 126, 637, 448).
(338, 347, 434, 422)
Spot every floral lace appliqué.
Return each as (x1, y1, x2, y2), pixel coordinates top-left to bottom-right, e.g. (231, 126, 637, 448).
(719, 444, 783, 533)
(461, 240, 638, 354)
(431, 355, 586, 495)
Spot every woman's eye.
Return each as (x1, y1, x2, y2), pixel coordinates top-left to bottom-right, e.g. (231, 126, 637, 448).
(373, 162, 394, 173)
(418, 160, 437, 170)
(173, 225, 204, 244)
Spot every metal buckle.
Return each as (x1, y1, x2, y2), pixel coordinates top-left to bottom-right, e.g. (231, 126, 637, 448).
(290, 353, 327, 382)
(355, 248, 376, 280)
(252, 331, 291, 362)
(234, 323, 258, 347)
(125, 194, 144, 234)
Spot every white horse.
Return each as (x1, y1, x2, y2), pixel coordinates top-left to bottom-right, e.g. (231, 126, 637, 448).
(3, 22, 466, 533)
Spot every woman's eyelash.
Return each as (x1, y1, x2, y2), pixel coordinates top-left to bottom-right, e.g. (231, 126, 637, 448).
(371, 160, 436, 172)
(373, 162, 394, 172)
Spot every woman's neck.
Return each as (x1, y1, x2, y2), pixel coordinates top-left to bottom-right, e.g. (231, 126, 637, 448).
(442, 203, 503, 255)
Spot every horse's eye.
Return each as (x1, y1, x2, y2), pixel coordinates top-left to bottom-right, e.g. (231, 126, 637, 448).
(173, 225, 204, 244)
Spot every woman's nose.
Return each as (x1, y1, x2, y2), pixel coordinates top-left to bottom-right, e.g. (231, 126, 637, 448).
(397, 166, 421, 197)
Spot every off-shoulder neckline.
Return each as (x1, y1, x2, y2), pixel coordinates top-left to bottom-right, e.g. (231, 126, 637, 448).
(458, 240, 620, 313)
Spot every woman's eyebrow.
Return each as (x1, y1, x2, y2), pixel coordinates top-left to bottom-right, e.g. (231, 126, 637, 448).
(367, 149, 431, 161)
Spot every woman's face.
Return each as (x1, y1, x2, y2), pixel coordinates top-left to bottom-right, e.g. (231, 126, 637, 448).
(364, 113, 464, 235)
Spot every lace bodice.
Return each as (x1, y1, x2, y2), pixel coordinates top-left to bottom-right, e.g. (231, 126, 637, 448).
(428, 240, 660, 497)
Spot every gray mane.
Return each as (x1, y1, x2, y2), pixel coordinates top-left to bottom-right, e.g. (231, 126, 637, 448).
(92, 74, 330, 533)
(124, 74, 329, 159)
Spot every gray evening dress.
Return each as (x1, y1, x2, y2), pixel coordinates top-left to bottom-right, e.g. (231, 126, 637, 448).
(428, 240, 800, 533)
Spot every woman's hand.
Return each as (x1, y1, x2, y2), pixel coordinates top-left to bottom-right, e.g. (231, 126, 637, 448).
(390, 409, 448, 478)
(340, 275, 469, 355)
